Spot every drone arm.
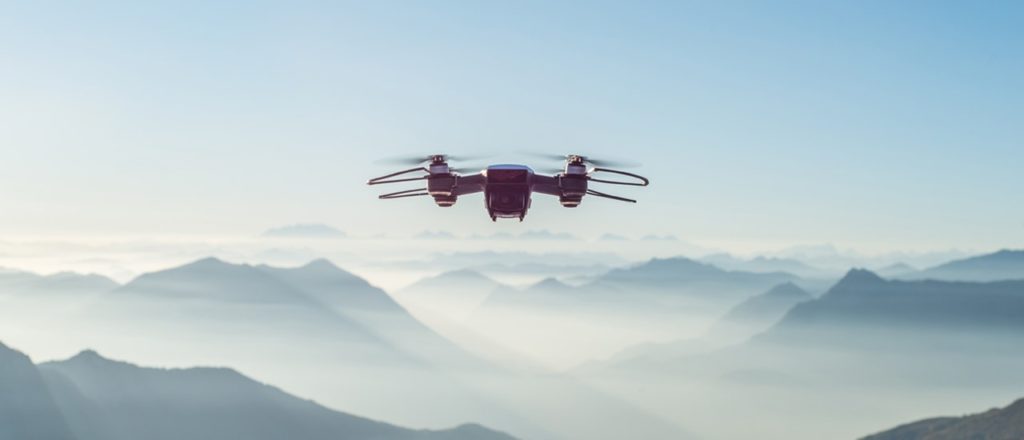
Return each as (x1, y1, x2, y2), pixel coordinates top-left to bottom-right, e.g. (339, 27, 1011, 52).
(378, 188, 430, 199)
(530, 174, 563, 196)
(588, 168, 649, 186)
(367, 167, 429, 185)
(452, 173, 486, 196)
(586, 189, 637, 203)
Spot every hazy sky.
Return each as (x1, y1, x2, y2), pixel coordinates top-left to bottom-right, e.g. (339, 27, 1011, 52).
(1, 1, 1022, 252)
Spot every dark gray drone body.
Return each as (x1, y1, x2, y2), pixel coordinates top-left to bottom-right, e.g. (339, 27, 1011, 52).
(368, 154, 649, 222)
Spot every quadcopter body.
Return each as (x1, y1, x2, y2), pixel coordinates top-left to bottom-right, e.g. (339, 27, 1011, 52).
(367, 154, 648, 221)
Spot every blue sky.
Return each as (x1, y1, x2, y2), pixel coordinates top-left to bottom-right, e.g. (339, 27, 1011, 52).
(1, 1, 1021, 252)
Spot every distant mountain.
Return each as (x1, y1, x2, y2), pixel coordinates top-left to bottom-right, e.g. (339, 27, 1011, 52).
(461, 259, 799, 367)
(862, 397, 1024, 440)
(598, 233, 628, 241)
(416, 230, 457, 240)
(700, 253, 829, 278)
(110, 257, 408, 363)
(605, 282, 813, 364)
(470, 262, 611, 278)
(903, 249, 1024, 282)
(590, 257, 799, 310)
(1, 342, 517, 440)
(111, 257, 482, 369)
(397, 270, 506, 322)
(757, 268, 1024, 352)
(875, 262, 917, 278)
(518, 230, 576, 240)
(400, 269, 503, 299)
(426, 251, 628, 269)
(478, 277, 577, 310)
(640, 234, 678, 241)
(0, 342, 77, 440)
(0, 268, 118, 295)
(261, 223, 346, 238)
(708, 282, 812, 341)
(257, 258, 402, 312)
(118, 257, 327, 305)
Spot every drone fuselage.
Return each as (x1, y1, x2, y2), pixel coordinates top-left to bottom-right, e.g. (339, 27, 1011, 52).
(368, 155, 649, 222)
(482, 165, 535, 221)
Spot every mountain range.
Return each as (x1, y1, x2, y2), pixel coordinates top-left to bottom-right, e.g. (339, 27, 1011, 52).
(759, 268, 1024, 351)
(111, 257, 472, 364)
(900, 249, 1024, 282)
(0, 341, 513, 440)
(862, 397, 1024, 440)
(261, 223, 346, 238)
(0, 268, 118, 295)
(585, 257, 800, 314)
(700, 253, 831, 279)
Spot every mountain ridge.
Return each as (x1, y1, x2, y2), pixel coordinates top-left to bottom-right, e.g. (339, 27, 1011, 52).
(862, 397, 1024, 440)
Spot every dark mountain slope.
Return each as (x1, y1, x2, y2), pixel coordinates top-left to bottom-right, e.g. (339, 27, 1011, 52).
(116, 257, 319, 304)
(257, 259, 402, 312)
(261, 260, 482, 367)
(862, 397, 1024, 440)
(705, 281, 812, 341)
(39, 349, 516, 440)
(904, 249, 1024, 282)
(590, 257, 798, 306)
(0, 342, 77, 440)
(717, 282, 812, 328)
(761, 269, 1024, 348)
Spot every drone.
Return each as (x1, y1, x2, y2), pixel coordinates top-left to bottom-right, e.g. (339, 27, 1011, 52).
(367, 153, 649, 221)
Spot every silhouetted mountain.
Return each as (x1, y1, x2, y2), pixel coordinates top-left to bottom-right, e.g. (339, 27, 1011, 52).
(0, 342, 77, 440)
(12, 346, 515, 440)
(115, 257, 477, 365)
(876, 262, 917, 278)
(701, 254, 829, 279)
(709, 282, 812, 339)
(0, 268, 118, 295)
(605, 282, 814, 363)
(261, 223, 346, 238)
(397, 270, 505, 320)
(257, 258, 402, 312)
(118, 257, 322, 304)
(590, 257, 799, 309)
(388, 251, 629, 272)
(862, 397, 1024, 440)
(758, 269, 1024, 351)
(904, 249, 1024, 282)
(478, 277, 577, 310)
(402, 269, 504, 297)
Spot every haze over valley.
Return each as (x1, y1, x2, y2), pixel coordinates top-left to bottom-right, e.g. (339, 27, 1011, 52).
(3, 233, 1024, 439)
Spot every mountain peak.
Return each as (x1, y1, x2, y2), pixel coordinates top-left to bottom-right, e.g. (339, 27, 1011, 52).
(836, 268, 885, 286)
(278, 259, 362, 282)
(641, 257, 718, 273)
(763, 282, 809, 299)
(185, 257, 235, 269)
(989, 249, 1024, 260)
(297, 258, 345, 273)
(69, 349, 105, 362)
(438, 269, 493, 282)
(531, 277, 570, 290)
